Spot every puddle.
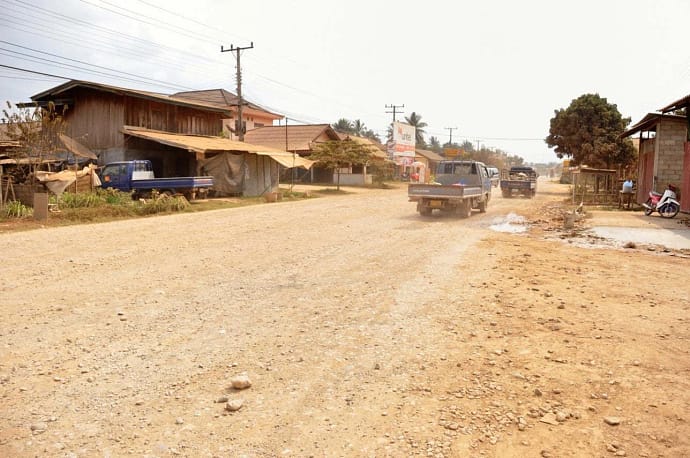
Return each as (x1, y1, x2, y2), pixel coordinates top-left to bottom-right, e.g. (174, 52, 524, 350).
(490, 213, 528, 233)
(588, 226, 690, 250)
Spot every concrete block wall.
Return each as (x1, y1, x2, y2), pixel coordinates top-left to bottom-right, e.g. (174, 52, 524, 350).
(655, 118, 687, 187)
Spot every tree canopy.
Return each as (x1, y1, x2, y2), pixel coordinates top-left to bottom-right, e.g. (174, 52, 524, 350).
(309, 140, 375, 190)
(404, 112, 427, 148)
(331, 118, 380, 142)
(545, 93, 636, 168)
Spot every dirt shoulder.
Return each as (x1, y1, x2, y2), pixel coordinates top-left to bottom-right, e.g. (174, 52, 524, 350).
(0, 180, 688, 457)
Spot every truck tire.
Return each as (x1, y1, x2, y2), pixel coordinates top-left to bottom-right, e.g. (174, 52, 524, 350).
(479, 197, 487, 213)
(417, 202, 432, 216)
(502, 189, 510, 198)
(458, 200, 472, 218)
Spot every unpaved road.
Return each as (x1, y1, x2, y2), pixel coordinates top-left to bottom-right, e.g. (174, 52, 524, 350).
(1, 180, 689, 457)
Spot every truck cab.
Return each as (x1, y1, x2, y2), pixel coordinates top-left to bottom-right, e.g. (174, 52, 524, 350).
(100, 160, 152, 192)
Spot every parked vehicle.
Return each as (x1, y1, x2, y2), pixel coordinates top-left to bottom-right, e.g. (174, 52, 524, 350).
(643, 184, 680, 218)
(99, 160, 214, 200)
(500, 166, 538, 198)
(408, 160, 492, 217)
(487, 167, 500, 187)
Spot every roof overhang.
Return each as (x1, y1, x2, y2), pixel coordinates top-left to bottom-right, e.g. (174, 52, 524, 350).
(621, 113, 687, 138)
(27, 80, 232, 115)
(122, 127, 313, 169)
(660, 94, 690, 113)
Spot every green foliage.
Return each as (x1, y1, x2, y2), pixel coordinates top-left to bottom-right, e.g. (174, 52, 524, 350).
(404, 112, 427, 148)
(137, 194, 190, 215)
(331, 118, 380, 142)
(545, 93, 637, 168)
(2, 201, 32, 218)
(368, 160, 396, 186)
(55, 189, 134, 208)
(311, 140, 376, 190)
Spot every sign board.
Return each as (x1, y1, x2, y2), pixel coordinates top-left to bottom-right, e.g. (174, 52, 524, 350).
(392, 122, 416, 165)
(444, 148, 460, 158)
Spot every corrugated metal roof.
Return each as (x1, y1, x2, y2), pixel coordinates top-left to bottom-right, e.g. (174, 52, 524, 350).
(172, 89, 283, 118)
(415, 148, 444, 161)
(29, 80, 232, 114)
(621, 113, 687, 138)
(660, 94, 690, 113)
(121, 126, 313, 169)
(243, 124, 340, 151)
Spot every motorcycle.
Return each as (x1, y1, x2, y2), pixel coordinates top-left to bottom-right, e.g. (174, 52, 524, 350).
(643, 184, 680, 218)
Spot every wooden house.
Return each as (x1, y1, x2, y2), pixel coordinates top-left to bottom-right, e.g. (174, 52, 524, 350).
(26, 80, 309, 197)
(244, 124, 342, 183)
(621, 110, 687, 208)
(414, 148, 445, 182)
(172, 89, 283, 139)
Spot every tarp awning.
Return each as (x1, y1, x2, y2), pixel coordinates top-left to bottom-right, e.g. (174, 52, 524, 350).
(59, 133, 98, 159)
(255, 151, 313, 169)
(122, 126, 313, 169)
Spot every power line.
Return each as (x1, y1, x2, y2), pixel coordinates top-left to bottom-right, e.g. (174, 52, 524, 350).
(0, 40, 196, 91)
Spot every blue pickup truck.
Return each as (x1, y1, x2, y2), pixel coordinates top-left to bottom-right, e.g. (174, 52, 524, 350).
(99, 160, 214, 200)
(408, 160, 493, 217)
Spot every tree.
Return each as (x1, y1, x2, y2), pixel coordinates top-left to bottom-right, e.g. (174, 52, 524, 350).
(332, 118, 353, 134)
(1, 101, 68, 183)
(428, 136, 442, 154)
(404, 112, 427, 147)
(546, 94, 636, 169)
(352, 119, 366, 136)
(309, 140, 374, 190)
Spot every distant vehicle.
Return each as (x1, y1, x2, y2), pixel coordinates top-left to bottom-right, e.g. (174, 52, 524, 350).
(407, 160, 492, 217)
(500, 166, 538, 198)
(99, 160, 214, 200)
(487, 167, 500, 187)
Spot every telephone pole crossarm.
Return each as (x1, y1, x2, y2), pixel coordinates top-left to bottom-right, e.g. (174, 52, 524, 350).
(385, 103, 405, 123)
(221, 42, 254, 141)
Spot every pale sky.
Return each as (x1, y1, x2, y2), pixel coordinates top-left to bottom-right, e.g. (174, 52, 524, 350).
(1, 0, 689, 163)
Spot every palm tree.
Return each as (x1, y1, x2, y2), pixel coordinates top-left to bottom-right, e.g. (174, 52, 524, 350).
(352, 119, 366, 136)
(404, 112, 427, 147)
(332, 118, 353, 133)
(428, 136, 442, 153)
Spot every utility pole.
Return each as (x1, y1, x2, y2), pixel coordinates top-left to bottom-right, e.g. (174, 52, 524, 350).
(385, 104, 405, 123)
(444, 127, 457, 145)
(221, 42, 253, 141)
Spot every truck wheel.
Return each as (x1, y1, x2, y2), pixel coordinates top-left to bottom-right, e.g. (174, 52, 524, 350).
(458, 201, 472, 218)
(419, 206, 432, 216)
(479, 198, 487, 213)
(502, 189, 510, 198)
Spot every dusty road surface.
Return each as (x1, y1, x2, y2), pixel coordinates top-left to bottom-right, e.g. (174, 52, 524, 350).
(1, 180, 689, 457)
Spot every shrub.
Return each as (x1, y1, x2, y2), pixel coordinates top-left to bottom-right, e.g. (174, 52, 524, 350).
(137, 194, 190, 215)
(2, 201, 32, 218)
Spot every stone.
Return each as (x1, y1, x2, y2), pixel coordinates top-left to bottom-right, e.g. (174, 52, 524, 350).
(30, 422, 47, 433)
(226, 399, 244, 412)
(539, 413, 559, 426)
(604, 416, 621, 426)
(230, 375, 252, 390)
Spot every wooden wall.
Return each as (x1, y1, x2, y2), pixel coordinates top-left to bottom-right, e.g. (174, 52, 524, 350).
(60, 87, 224, 155)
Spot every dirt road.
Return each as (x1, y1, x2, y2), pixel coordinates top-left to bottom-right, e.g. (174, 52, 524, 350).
(1, 180, 689, 457)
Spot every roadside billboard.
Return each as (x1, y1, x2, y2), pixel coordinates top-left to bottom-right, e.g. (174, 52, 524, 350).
(391, 121, 416, 166)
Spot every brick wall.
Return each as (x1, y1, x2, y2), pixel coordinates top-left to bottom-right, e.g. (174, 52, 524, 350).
(655, 118, 687, 188)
